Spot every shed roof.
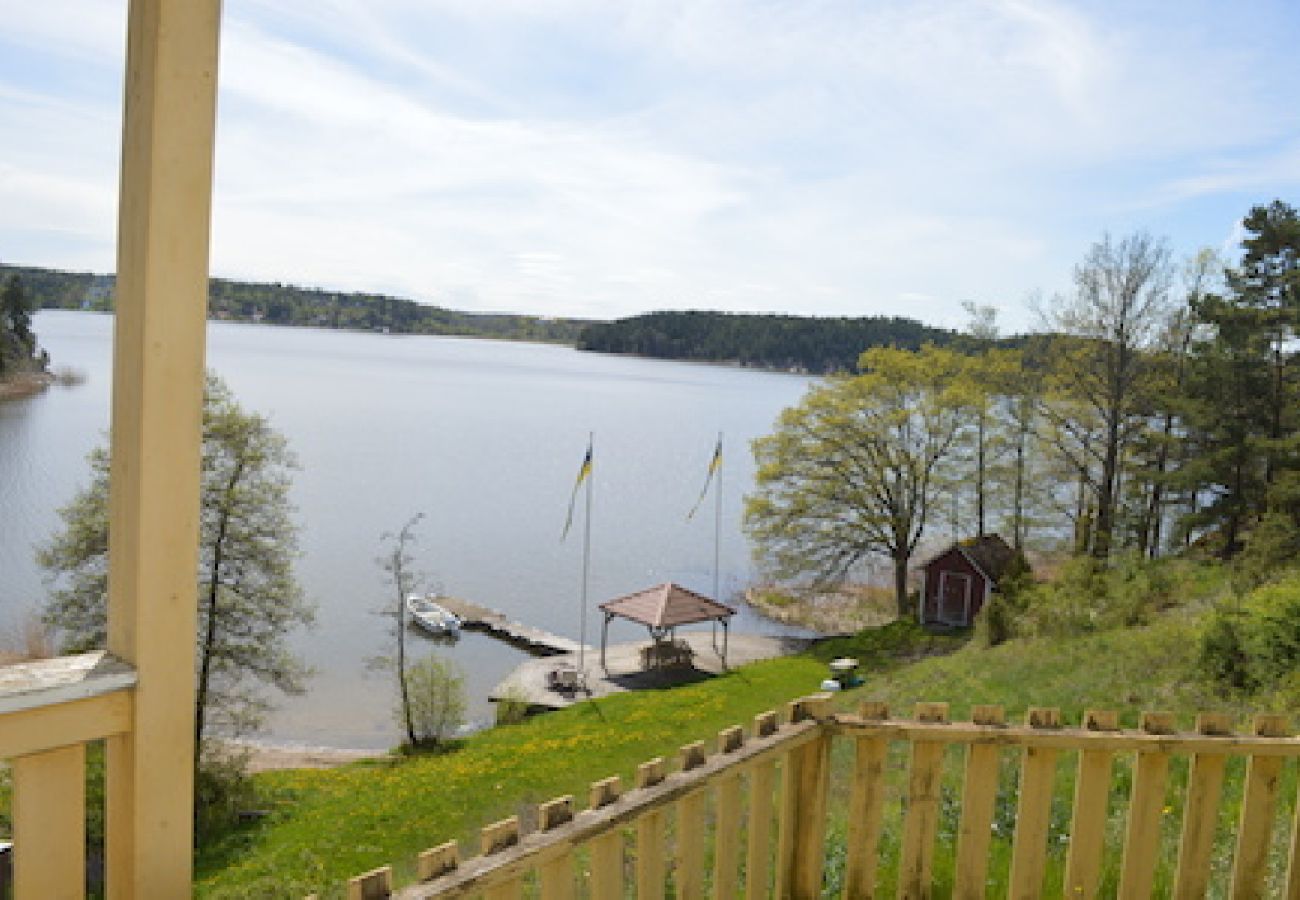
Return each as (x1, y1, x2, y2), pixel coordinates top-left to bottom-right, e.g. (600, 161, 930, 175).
(599, 582, 736, 628)
(920, 534, 1024, 584)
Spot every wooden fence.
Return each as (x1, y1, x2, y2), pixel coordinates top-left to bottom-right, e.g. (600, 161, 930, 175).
(344, 695, 1300, 899)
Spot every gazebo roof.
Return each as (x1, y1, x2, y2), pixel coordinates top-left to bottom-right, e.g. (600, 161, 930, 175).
(599, 582, 736, 628)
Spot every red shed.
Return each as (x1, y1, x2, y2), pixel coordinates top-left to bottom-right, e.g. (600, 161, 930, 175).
(917, 534, 1025, 626)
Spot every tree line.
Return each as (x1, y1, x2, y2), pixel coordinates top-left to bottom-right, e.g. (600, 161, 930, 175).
(576, 309, 1014, 373)
(0, 262, 591, 344)
(745, 200, 1300, 617)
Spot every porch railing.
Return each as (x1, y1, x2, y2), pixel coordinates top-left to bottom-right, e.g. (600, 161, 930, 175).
(342, 695, 1300, 899)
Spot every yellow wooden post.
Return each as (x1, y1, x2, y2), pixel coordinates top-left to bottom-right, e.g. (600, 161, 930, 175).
(635, 759, 667, 899)
(1173, 713, 1233, 900)
(746, 711, 780, 899)
(897, 702, 949, 899)
(1008, 707, 1061, 899)
(346, 866, 392, 900)
(676, 745, 708, 899)
(12, 745, 86, 900)
(481, 818, 523, 900)
(844, 701, 890, 899)
(953, 705, 1005, 899)
(1230, 715, 1290, 899)
(1063, 710, 1119, 899)
(712, 727, 745, 899)
(588, 778, 624, 900)
(776, 695, 833, 899)
(536, 798, 575, 900)
(105, 0, 222, 896)
(1118, 712, 1176, 899)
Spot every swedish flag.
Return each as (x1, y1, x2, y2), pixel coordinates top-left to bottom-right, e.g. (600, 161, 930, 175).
(561, 442, 593, 541)
(687, 435, 723, 520)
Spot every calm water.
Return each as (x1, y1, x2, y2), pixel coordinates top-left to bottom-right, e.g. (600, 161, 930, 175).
(1, 311, 813, 748)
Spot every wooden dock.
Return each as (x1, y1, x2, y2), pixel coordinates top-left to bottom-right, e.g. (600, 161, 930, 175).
(438, 597, 584, 656)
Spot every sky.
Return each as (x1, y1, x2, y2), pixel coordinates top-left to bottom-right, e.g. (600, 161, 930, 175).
(2, 0, 1299, 331)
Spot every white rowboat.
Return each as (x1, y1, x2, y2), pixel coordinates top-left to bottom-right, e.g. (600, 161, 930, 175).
(406, 594, 462, 636)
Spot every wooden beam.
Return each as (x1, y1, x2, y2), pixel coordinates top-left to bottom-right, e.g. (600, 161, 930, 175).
(12, 744, 86, 900)
(0, 691, 132, 760)
(105, 0, 223, 895)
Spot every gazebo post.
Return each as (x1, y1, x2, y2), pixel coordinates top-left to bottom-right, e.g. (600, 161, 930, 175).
(601, 612, 612, 674)
(723, 620, 729, 670)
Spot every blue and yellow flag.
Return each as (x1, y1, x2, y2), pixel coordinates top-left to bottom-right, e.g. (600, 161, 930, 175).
(687, 435, 723, 520)
(561, 441, 593, 541)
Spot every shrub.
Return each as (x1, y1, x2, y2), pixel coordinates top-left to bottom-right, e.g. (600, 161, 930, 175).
(403, 654, 466, 748)
(1200, 571, 1300, 694)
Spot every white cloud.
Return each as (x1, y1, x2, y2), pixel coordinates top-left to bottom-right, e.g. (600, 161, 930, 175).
(3, 0, 1299, 330)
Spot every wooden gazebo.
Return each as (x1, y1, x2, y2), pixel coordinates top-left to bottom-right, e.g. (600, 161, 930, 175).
(598, 582, 736, 672)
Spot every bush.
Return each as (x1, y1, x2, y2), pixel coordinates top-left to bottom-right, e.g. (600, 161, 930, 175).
(195, 744, 259, 841)
(1018, 553, 1177, 638)
(403, 655, 466, 748)
(1200, 571, 1300, 694)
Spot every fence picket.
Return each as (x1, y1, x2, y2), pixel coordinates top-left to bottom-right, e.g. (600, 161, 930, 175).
(1008, 708, 1061, 899)
(1230, 715, 1290, 899)
(746, 711, 781, 900)
(11, 744, 86, 900)
(536, 797, 576, 899)
(713, 726, 746, 899)
(897, 702, 950, 899)
(1063, 710, 1118, 898)
(953, 705, 1005, 899)
(845, 702, 890, 900)
(677, 744, 709, 898)
(588, 778, 624, 900)
(1118, 712, 1176, 899)
(1173, 713, 1233, 900)
(635, 759, 668, 900)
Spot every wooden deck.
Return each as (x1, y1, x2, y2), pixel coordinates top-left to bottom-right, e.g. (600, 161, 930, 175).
(437, 597, 585, 656)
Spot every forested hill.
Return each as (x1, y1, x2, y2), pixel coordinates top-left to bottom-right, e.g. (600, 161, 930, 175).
(577, 311, 968, 373)
(1, 263, 591, 344)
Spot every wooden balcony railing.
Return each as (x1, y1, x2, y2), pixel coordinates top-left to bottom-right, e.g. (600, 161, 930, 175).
(0, 653, 136, 897)
(339, 695, 1300, 900)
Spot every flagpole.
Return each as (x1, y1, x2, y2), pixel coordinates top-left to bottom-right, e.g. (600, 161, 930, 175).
(579, 432, 592, 685)
(713, 432, 722, 603)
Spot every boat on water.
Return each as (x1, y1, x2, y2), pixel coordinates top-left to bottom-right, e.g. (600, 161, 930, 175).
(406, 594, 462, 637)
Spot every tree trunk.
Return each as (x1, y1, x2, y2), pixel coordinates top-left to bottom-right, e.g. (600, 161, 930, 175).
(976, 413, 987, 536)
(893, 552, 911, 620)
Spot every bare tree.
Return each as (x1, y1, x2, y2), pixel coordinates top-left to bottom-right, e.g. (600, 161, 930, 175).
(1042, 232, 1175, 558)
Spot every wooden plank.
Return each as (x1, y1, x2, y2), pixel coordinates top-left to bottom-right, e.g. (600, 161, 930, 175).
(897, 702, 950, 899)
(833, 715, 1300, 756)
(1172, 713, 1233, 900)
(588, 778, 623, 900)
(746, 755, 778, 899)
(953, 705, 1005, 900)
(1118, 712, 1176, 899)
(12, 744, 86, 900)
(0, 690, 132, 760)
(537, 798, 574, 900)
(1008, 708, 1061, 900)
(416, 841, 459, 883)
(1230, 715, 1290, 899)
(843, 703, 890, 899)
(713, 727, 745, 899)
(348, 866, 393, 900)
(104, 0, 223, 894)
(636, 760, 667, 900)
(1063, 710, 1118, 899)
(0, 652, 136, 715)
(677, 790, 707, 898)
(774, 696, 833, 898)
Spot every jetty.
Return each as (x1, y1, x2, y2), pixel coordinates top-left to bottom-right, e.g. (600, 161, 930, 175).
(437, 597, 585, 656)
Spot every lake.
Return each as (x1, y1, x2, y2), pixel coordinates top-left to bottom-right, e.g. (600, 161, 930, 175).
(1, 311, 814, 748)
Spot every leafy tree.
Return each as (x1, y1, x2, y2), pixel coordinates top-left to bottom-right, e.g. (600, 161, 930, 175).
(39, 373, 314, 747)
(2, 273, 33, 349)
(746, 345, 972, 617)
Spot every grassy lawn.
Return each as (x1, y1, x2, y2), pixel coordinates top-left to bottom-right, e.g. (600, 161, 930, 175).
(195, 653, 831, 897)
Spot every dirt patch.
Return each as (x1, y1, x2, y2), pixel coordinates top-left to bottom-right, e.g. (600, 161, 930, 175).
(221, 741, 385, 773)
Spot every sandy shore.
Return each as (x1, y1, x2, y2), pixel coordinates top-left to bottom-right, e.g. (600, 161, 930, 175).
(221, 741, 386, 773)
